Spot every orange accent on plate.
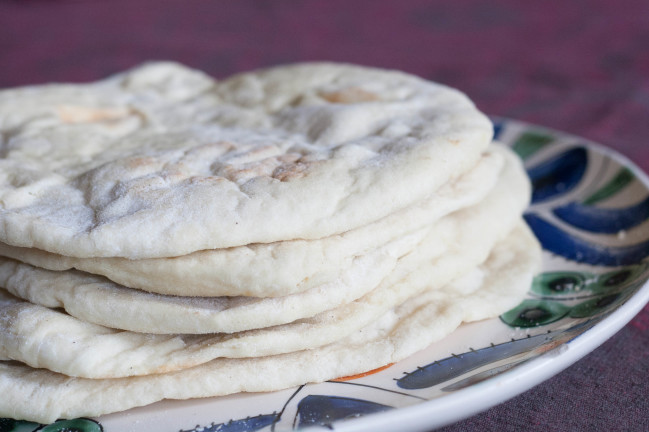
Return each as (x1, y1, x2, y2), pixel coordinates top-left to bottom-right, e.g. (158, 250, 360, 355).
(332, 363, 395, 382)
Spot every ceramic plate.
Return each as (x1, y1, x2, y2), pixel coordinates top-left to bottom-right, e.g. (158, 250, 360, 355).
(3, 119, 649, 432)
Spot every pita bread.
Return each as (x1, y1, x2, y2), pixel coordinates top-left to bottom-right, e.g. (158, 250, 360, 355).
(0, 228, 424, 335)
(0, 62, 492, 259)
(0, 222, 540, 423)
(0, 62, 539, 425)
(0, 149, 503, 297)
(0, 145, 528, 338)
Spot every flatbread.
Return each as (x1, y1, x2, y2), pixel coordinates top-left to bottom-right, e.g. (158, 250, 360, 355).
(0, 228, 424, 335)
(0, 222, 540, 423)
(0, 62, 492, 259)
(0, 145, 529, 336)
(0, 148, 503, 297)
(0, 62, 538, 425)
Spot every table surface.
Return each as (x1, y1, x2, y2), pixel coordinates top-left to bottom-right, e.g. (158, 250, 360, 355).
(1, 1, 648, 431)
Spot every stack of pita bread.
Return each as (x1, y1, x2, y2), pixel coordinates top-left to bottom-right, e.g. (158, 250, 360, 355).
(0, 62, 541, 423)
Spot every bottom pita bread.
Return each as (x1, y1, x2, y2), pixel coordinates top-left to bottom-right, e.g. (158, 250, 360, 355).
(0, 223, 540, 423)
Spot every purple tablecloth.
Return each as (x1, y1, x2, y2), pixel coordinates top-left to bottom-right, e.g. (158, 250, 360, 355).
(1, 1, 648, 430)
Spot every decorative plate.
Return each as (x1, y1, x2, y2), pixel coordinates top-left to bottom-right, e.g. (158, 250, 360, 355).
(3, 118, 649, 432)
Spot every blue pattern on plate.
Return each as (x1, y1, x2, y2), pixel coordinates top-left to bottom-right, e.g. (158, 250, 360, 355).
(397, 330, 564, 390)
(552, 196, 649, 233)
(492, 121, 504, 140)
(397, 320, 598, 391)
(524, 213, 649, 266)
(527, 147, 588, 203)
(179, 414, 277, 432)
(295, 395, 392, 428)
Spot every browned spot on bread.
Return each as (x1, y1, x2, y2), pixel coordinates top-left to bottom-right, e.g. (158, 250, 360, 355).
(187, 141, 235, 158)
(57, 105, 133, 124)
(126, 156, 158, 170)
(146, 360, 204, 376)
(319, 87, 380, 104)
(188, 176, 227, 185)
(272, 159, 320, 182)
(214, 153, 304, 184)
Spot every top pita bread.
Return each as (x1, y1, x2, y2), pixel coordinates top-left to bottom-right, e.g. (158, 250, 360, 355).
(0, 62, 492, 259)
(0, 148, 503, 297)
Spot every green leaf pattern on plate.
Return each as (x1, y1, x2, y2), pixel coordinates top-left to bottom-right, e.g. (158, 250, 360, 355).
(502, 264, 648, 327)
